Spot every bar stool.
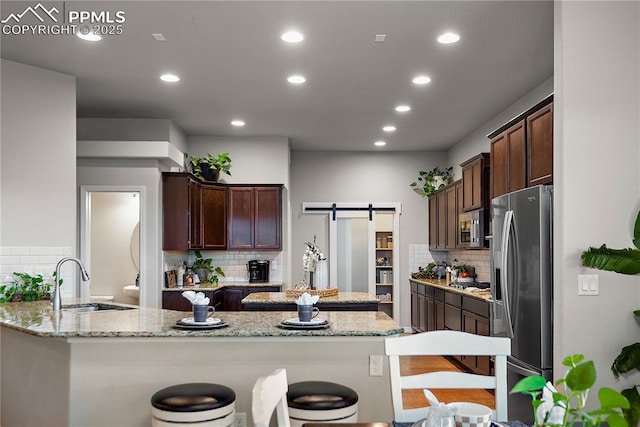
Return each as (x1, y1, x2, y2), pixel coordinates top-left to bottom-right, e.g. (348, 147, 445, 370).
(151, 382, 236, 426)
(287, 381, 359, 427)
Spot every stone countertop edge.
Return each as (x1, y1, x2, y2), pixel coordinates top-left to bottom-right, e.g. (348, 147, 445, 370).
(409, 277, 492, 301)
(242, 291, 379, 304)
(163, 282, 284, 291)
(0, 301, 403, 338)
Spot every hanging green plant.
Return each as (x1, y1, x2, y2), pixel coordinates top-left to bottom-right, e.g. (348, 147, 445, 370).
(184, 152, 232, 182)
(410, 166, 453, 197)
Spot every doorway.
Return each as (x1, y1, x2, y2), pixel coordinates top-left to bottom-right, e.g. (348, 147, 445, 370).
(80, 187, 143, 305)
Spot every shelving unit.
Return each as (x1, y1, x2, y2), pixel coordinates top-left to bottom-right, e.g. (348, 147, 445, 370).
(375, 230, 394, 318)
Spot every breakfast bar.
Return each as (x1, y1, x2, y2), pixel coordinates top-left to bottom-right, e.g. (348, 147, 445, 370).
(0, 301, 402, 426)
(241, 291, 380, 311)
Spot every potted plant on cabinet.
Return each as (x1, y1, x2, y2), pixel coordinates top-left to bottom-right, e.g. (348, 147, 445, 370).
(581, 207, 640, 426)
(410, 166, 454, 197)
(184, 152, 232, 182)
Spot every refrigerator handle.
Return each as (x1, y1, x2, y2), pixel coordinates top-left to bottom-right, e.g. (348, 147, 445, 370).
(501, 210, 515, 338)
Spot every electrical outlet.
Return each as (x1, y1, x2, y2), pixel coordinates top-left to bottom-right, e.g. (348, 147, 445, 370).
(369, 355, 383, 376)
(234, 412, 246, 427)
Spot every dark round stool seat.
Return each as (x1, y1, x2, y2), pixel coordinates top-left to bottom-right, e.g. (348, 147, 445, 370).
(287, 381, 358, 410)
(287, 381, 359, 426)
(151, 383, 236, 426)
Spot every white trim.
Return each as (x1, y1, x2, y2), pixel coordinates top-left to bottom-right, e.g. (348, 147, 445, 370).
(79, 186, 146, 304)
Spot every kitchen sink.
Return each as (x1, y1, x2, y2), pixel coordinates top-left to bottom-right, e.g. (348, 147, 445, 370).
(62, 303, 135, 313)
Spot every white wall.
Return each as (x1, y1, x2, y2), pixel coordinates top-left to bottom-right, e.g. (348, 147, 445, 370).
(0, 60, 78, 297)
(290, 150, 447, 327)
(555, 1, 640, 395)
(1, 60, 76, 247)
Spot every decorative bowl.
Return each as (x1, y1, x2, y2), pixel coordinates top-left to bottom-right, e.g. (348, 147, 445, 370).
(448, 402, 492, 427)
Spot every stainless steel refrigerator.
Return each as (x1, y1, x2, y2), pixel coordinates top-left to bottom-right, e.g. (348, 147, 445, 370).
(490, 185, 553, 424)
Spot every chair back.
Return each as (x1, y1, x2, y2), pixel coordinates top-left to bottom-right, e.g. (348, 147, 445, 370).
(384, 330, 510, 423)
(252, 368, 291, 427)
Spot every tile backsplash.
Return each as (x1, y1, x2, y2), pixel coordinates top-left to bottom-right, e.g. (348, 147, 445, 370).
(408, 245, 490, 282)
(0, 247, 74, 296)
(163, 251, 283, 285)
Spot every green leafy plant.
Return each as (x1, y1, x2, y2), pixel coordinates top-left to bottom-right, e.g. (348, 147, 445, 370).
(410, 166, 453, 197)
(192, 250, 225, 284)
(0, 272, 53, 303)
(581, 208, 640, 426)
(184, 152, 232, 181)
(512, 354, 629, 427)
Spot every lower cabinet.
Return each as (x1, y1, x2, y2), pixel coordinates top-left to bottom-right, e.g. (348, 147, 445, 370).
(163, 286, 281, 311)
(409, 280, 491, 375)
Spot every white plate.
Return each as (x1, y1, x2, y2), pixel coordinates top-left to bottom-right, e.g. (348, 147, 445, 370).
(178, 317, 222, 326)
(283, 317, 327, 326)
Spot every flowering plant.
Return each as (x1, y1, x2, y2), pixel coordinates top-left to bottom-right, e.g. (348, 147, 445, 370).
(303, 234, 323, 273)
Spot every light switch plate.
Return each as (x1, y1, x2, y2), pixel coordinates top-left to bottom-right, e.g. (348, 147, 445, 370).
(578, 274, 599, 296)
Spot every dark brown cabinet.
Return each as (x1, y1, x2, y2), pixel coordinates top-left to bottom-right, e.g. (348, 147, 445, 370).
(460, 153, 490, 212)
(162, 173, 282, 251)
(201, 186, 227, 249)
(163, 286, 281, 311)
(162, 290, 215, 311)
(527, 103, 553, 186)
(428, 180, 461, 251)
(490, 120, 526, 199)
(489, 96, 553, 199)
(410, 280, 491, 374)
(163, 173, 206, 250)
(228, 186, 282, 250)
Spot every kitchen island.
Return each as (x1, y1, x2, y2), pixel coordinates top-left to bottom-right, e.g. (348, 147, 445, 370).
(0, 301, 402, 426)
(242, 291, 380, 311)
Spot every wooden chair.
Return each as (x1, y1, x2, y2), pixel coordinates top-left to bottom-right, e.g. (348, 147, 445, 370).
(252, 368, 291, 427)
(384, 330, 511, 423)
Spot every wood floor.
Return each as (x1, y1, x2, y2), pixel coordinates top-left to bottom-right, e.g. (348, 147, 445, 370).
(400, 355, 495, 410)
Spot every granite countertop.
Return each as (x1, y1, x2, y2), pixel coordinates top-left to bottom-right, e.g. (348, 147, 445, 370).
(0, 301, 403, 338)
(242, 291, 379, 304)
(409, 277, 492, 301)
(163, 282, 283, 291)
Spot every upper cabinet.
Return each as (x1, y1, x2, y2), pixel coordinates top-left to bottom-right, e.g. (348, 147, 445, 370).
(162, 173, 282, 251)
(527, 103, 553, 187)
(428, 180, 461, 251)
(228, 185, 283, 250)
(460, 153, 490, 212)
(489, 95, 553, 199)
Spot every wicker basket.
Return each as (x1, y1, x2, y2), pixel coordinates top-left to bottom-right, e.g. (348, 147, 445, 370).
(284, 288, 339, 298)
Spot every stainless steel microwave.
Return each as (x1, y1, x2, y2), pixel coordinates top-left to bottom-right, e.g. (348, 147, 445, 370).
(459, 209, 487, 248)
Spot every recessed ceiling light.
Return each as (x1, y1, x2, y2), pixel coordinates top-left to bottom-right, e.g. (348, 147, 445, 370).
(374, 34, 387, 43)
(437, 32, 460, 44)
(395, 105, 411, 113)
(383, 125, 396, 132)
(152, 33, 167, 42)
(374, 141, 387, 147)
(287, 75, 306, 84)
(231, 120, 245, 127)
(160, 73, 180, 83)
(412, 75, 432, 85)
(77, 32, 101, 42)
(281, 30, 304, 43)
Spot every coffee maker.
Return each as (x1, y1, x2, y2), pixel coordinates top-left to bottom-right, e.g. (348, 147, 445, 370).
(247, 260, 269, 283)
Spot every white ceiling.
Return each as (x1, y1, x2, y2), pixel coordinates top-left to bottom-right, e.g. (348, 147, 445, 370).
(0, 1, 553, 151)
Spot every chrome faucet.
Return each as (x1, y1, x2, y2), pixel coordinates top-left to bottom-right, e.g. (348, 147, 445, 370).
(53, 257, 90, 312)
